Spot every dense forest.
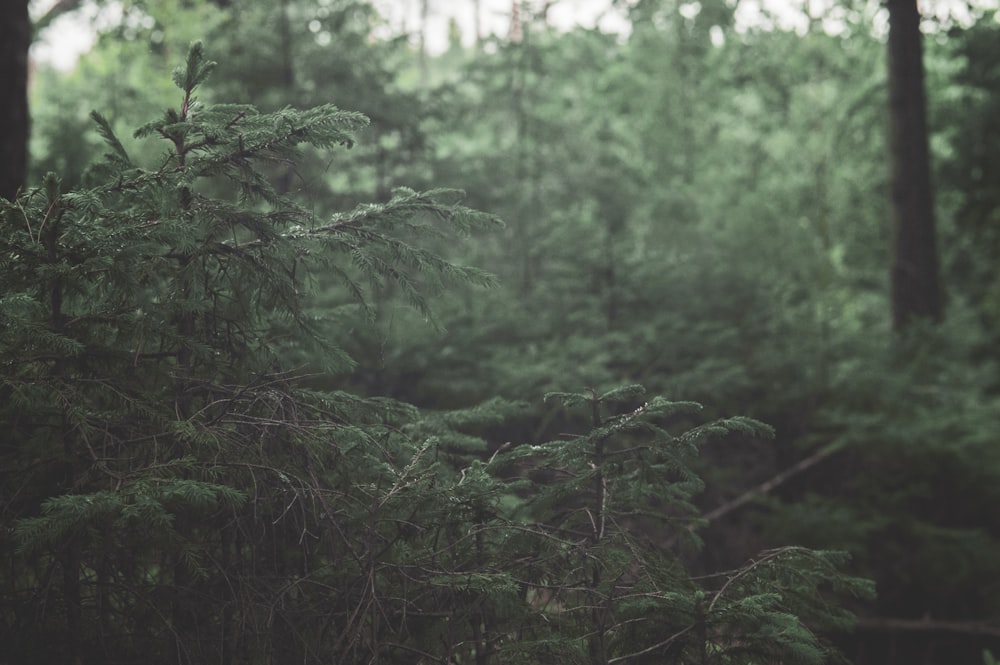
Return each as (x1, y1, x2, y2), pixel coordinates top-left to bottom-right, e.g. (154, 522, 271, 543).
(2, 0, 1000, 663)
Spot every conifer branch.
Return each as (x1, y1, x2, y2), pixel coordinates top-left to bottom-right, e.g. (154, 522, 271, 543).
(606, 624, 697, 664)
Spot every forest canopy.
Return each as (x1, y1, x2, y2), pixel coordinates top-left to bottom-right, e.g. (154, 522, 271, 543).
(3, 1, 1000, 664)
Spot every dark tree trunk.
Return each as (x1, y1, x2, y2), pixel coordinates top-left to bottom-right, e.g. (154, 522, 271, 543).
(0, 0, 30, 201)
(886, 0, 942, 330)
(419, 0, 430, 88)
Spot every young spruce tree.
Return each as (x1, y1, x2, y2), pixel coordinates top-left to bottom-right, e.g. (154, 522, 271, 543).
(0, 43, 500, 664)
(0, 44, 871, 665)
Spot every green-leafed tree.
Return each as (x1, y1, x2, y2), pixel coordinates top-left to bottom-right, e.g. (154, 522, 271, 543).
(936, 11, 1000, 352)
(355, 6, 1000, 663)
(490, 385, 872, 665)
(28, 0, 431, 209)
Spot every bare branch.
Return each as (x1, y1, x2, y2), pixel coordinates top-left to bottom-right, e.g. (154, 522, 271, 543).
(702, 444, 840, 524)
(856, 617, 1000, 638)
(32, 0, 84, 36)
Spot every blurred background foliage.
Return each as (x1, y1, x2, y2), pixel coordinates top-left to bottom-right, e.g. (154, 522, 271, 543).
(19, 0, 1000, 662)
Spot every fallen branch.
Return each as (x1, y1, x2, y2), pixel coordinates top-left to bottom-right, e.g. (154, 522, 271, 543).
(856, 616, 1000, 638)
(701, 443, 840, 525)
(666, 444, 840, 548)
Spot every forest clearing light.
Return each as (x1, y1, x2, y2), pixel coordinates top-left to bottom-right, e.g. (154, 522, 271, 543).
(378, 0, 1000, 47)
(29, 0, 1000, 71)
(371, 0, 632, 52)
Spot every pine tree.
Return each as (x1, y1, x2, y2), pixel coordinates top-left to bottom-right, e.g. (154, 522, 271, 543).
(0, 42, 499, 664)
(481, 385, 872, 665)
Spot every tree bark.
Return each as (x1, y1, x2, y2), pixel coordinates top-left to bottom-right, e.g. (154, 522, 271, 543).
(886, 0, 942, 330)
(0, 0, 30, 201)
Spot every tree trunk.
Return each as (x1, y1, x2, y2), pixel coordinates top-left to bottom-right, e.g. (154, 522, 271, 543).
(886, 0, 942, 330)
(0, 0, 30, 200)
(419, 0, 430, 88)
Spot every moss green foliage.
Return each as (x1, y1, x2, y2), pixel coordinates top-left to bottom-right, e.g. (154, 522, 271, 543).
(0, 42, 875, 665)
(17, 2, 1000, 663)
(360, 10, 1000, 664)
